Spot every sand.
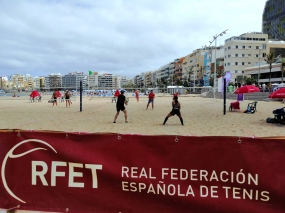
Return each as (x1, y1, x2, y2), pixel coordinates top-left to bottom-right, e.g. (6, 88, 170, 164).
(0, 94, 284, 137)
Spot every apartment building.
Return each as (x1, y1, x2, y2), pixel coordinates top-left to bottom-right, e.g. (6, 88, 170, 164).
(44, 76, 50, 89)
(151, 71, 157, 87)
(25, 74, 34, 90)
(88, 72, 128, 89)
(2, 81, 13, 90)
(61, 72, 87, 90)
(243, 40, 285, 84)
(174, 57, 184, 83)
(224, 32, 268, 82)
(167, 62, 174, 85)
(88, 72, 99, 89)
(133, 75, 139, 87)
(98, 73, 113, 88)
(112, 76, 120, 89)
(156, 65, 167, 83)
(182, 49, 206, 85)
(112, 75, 129, 88)
(120, 76, 129, 87)
(34, 77, 46, 90)
(267, 40, 285, 56)
(47, 73, 62, 89)
(1, 76, 9, 89)
(143, 71, 152, 87)
(11, 74, 25, 89)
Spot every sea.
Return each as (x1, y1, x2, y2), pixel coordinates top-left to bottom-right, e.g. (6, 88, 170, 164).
(0, 93, 29, 97)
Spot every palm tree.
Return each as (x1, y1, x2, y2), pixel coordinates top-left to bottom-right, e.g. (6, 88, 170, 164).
(186, 66, 194, 85)
(264, 52, 281, 90)
(168, 74, 174, 86)
(216, 67, 225, 78)
(200, 66, 207, 76)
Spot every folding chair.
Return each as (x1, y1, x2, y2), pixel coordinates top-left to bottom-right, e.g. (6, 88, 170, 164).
(229, 101, 240, 111)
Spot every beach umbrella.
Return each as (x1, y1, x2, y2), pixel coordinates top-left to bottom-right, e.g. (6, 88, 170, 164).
(114, 89, 120, 97)
(56, 90, 61, 97)
(268, 88, 285, 98)
(30, 90, 40, 98)
(234, 85, 260, 94)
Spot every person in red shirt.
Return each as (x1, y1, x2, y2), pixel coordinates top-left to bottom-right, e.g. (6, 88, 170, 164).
(146, 90, 155, 110)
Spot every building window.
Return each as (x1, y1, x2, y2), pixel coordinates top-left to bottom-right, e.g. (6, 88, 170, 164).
(249, 46, 251, 48)
(242, 62, 244, 65)
(235, 70, 238, 73)
(236, 45, 238, 48)
(263, 53, 266, 57)
(256, 46, 259, 49)
(256, 54, 259, 57)
(243, 46, 245, 49)
(248, 54, 251, 56)
(228, 46, 231, 50)
(235, 62, 238, 65)
(235, 54, 238, 57)
(248, 62, 251, 64)
(228, 55, 231, 58)
(242, 54, 245, 57)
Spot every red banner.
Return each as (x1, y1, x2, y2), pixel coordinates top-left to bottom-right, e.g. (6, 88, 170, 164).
(0, 131, 284, 213)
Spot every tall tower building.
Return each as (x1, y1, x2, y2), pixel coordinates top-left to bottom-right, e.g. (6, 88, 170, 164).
(262, 0, 285, 40)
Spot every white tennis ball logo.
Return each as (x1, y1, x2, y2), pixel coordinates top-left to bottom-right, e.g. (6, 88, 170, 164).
(1, 139, 57, 203)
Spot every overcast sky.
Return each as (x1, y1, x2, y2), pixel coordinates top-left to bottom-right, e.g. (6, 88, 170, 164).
(0, 0, 267, 78)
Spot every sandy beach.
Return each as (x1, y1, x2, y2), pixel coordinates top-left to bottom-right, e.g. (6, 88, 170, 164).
(0, 94, 284, 137)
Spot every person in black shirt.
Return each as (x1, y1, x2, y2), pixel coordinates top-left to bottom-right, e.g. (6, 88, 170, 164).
(113, 90, 128, 123)
(65, 90, 71, 107)
(163, 96, 184, 125)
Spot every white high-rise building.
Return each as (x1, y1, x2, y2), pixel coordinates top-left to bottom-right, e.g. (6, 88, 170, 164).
(224, 32, 268, 82)
(87, 72, 99, 89)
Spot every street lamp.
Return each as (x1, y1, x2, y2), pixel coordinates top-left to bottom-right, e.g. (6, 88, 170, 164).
(209, 29, 228, 98)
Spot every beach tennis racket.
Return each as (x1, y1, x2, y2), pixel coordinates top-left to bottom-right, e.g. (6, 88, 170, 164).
(126, 97, 129, 104)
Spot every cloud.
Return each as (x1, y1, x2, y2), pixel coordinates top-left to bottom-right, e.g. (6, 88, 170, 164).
(0, 0, 267, 78)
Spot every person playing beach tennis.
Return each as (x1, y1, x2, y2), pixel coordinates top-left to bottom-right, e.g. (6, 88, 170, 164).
(52, 90, 58, 106)
(65, 90, 71, 107)
(163, 96, 184, 126)
(134, 90, 139, 102)
(146, 90, 155, 110)
(113, 90, 128, 123)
